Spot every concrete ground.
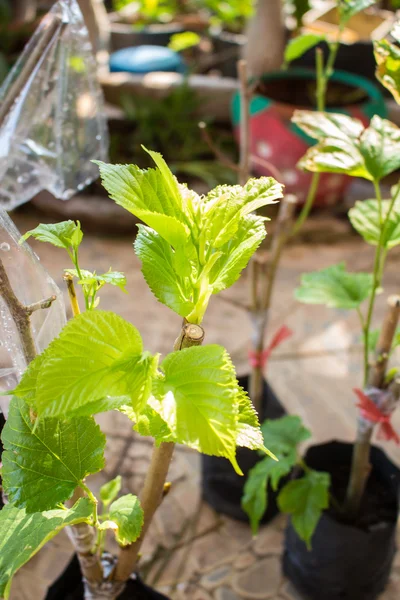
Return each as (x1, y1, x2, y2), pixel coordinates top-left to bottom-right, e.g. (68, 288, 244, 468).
(6, 208, 400, 600)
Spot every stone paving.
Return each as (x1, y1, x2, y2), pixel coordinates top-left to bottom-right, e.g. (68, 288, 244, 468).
(6, 209, 400, 600)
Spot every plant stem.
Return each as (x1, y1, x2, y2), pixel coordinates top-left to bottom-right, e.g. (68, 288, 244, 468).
(249, 195, 297, 412)
(62, 276, 104, 585)
(238, 59, 251, 186)
(113, 322, 205, 582)
(291, 33, 342, 238)
(345, 295, 400, 517)
(63, 273, 81, 315)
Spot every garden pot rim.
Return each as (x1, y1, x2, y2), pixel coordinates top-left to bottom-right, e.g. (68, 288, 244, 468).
(254, 67, 384, 103)
(209, 26, 246, 44)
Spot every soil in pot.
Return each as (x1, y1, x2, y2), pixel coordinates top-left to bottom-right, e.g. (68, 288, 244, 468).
(283, 441, 400, 600)
(201, 375, 286, 522)
(45, 554, 170, 600)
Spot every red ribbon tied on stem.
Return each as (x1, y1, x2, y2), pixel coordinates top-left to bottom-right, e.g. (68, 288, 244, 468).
(248, 325, 293, 370)
(353, 388, 400, 445)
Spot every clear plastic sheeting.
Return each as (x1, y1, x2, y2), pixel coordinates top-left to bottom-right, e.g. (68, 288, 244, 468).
(0, 0, 109, 209)
(0, 211, 66, 415)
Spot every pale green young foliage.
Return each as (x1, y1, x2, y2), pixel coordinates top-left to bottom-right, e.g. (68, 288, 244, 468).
(278, 470, 331, 549)
(100, 476, 122, 508)
(96, 150, 283, 323)
(148, 345, 271, 472)
(349, 197, 400, 249)
(284, 34, 324, 65)
(20, 221, 83, 253)
(0, 498, 92, 599)
(2, 398, 105, 512)
(13, 311, 157, 418)
(375, 37, 400, 104)
(242, 416, 311, 533)
(109, 494, 144, 546)
(295, 262, 373, 309)
(293, 111, 400, 182)
(66, 268, 127, 293)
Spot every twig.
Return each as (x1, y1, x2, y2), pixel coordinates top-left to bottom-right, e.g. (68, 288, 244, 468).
(345, 294, 400, 517)
(249, 195, 298, 411)
(250, 155, 284, 183)
(63, 273, 81, 315)
(114, 323, 205, 582)
(25, 295, 57, 315)
(198, 122, 239, 172)
(0, 259, 43, 364)
(238, 59, 251, 186)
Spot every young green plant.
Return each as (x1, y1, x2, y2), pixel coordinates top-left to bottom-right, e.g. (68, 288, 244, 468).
(0, 149, 281, 598)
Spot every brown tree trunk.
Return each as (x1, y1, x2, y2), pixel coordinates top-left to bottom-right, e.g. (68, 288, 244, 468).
(243, 0, 285, 78)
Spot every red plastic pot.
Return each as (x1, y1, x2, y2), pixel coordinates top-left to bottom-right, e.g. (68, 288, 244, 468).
(231, 69, 387, 207)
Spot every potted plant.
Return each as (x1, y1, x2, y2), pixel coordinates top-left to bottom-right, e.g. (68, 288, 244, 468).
(205, 0, 253, 77)
(233, 0, 388, 207)
(201, 0, 376, 523)
(109, 0, 207, 51)
(0, 148, 282, 599)
(242, 21, 400, 600)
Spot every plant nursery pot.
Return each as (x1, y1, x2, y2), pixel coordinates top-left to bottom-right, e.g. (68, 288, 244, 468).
(231, 68, 387, 207)
(296, 2, 393, 87)
(45, 554, 170, 600)
(210, 27, 246, 78)
(201, 375, 286, 522)
(110, 19, 185, 52)
(283, 441, 400, 600)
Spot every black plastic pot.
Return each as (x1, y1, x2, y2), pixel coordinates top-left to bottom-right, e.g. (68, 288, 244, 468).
(210, 28, 246, 78)
(283, 441, 400, 600)
(201, 375, 286, 522)
(45, 554, 170, 600)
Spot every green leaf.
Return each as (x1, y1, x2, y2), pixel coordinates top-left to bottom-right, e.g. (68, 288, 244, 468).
(284, 34, 325, 64)
(374, 38, 400, 104)
(349, 199, 400, 249)
(2, 397, 105, 512)
(134, 225, 194, 317)
(100, 476, 122, 508)
(278, 469, 330, 549)
(0, 498, 92, 599)
(242, 453, 295, 534)
(294, 111, 400, 182)
(168, 31, 200, 52)
(17, 311, 157, 418)
(204, 177, 282, 248)
(67, 268, 127, 293)
(150, 345, 242, 472)
(109, 494, 144, 546)
(121, 403, 174, 442)
(261, 415, 311, 456)
(236, 388, 266, 452)
(339, 0, 377, 25)
(95, 161, 189, 246)
(209, 214, 267, 295)
(359, 116, 400, 181)
(295, 262, 373, 309)
(20, 221, 83, 252)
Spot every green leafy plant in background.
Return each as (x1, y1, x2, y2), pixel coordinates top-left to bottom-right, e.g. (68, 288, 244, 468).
(0, 149, 282, 597)
(204, 0, 254, 33)
(243, 16, 400, 546)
